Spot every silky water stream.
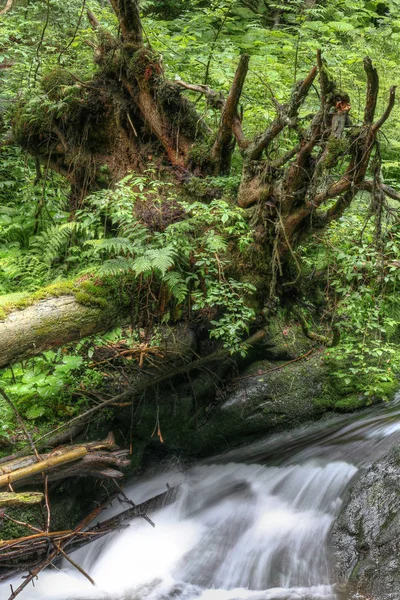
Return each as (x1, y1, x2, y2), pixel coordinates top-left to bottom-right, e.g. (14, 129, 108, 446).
(4, 398, 400, 600)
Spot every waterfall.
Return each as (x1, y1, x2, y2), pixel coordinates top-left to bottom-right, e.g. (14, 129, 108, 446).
(4, 399, 400, 600)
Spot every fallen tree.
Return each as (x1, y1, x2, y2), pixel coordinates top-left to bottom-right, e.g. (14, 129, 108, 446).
(0, 295, 118, 368)
(7, 1, 396, 295)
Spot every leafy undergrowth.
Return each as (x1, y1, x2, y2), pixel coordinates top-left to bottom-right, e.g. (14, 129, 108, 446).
(0, 326, 164, 455)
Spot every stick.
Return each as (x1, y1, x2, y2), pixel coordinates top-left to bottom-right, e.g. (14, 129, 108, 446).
(233, 349, 315, 381)
(0, 448, 87, 489)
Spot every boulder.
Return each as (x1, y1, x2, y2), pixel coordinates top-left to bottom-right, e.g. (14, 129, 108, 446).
(333, 446, 400, 600)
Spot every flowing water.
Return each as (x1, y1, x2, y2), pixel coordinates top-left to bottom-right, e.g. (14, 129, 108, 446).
(4, 398, 400, 600)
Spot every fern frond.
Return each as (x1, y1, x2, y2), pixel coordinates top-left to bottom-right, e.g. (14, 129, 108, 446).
(85, 237, 133, 256)
(99, 258, 135, 276)
(163, 271, 187, 304)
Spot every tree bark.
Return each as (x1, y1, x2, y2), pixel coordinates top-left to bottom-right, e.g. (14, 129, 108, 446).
(0, 295, 118, 368)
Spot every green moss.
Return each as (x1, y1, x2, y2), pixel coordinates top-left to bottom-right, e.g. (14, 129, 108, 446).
(74, 291, 108, 308)
(0, 278, 113, 321)
(324, 136, 349, 168)
(41, 67, 75, 100)
(1, 505, 43, 540)
(334, 395, 367, 412)
(128, 47, 161, 82)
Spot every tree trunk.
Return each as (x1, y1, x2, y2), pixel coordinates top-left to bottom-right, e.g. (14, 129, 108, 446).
(0, 295, 118, 368)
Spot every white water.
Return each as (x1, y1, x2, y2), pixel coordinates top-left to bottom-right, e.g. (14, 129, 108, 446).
(4, 399, 400, 600)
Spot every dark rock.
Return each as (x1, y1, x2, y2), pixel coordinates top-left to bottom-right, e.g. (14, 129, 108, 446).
(332, 445, 400, 600)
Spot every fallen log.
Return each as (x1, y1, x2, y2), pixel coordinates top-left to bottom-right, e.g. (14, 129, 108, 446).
(0, 431, 117, 472)
(19, 450, 130, 486)
(0, 492, 44, 507)
(0, 295, 118, 368)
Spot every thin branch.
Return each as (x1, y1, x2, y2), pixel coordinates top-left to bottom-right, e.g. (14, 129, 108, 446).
(372, 85, 397, 132)
(247, 65, 318, 161)
(360, 180, 400, 201)
(176, 80, 225, 110)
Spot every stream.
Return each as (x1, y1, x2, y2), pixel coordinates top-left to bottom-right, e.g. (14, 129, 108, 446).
(4, 397, 400, 600)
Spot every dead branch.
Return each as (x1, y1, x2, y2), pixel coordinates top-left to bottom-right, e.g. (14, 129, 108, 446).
(0, 447, 88, 489)
(211, 54, 250, 173)
(0, 433, 128, 489)
(109, 0, 142, 42)
(247, 65, 318, 161)
(176, 80, 225, 109)
(373, 85, 397, 132)
(363, 57, 379, 125)
(86, 9, 100, 29)
(0, 485, 178, 592)
(6, 498, 108, 599)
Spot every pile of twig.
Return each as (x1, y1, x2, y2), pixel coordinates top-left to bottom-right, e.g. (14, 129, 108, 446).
(0, 484, 178, 598)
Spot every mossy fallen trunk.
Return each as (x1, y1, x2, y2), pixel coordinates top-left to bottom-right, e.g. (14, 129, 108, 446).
(0, 295, 119, 368)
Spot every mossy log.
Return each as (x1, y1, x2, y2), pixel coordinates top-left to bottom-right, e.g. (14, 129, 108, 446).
(0, 492, 44, 507)
(0, 295, 118, 368)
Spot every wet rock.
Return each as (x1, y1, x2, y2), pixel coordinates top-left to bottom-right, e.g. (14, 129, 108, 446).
(125, 350, 347, 460)
(332, 446, 400, 600)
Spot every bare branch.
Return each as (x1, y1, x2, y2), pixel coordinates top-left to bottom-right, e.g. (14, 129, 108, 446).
(211, 53, 250, 174)
(109, 0, 142, 43)
(247, 65, 318, 161)
(176, 80, 225, 110)
(372, 85, 397, 132)
(360, 180, 400, 201)
(87, 9, 100, 29)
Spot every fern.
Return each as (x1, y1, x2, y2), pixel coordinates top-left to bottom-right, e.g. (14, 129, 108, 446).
(163, 271, 187, 303)
(99, 258, 136, 276)
(85, 238, 133, 256)
(30, 222, 90, 265)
